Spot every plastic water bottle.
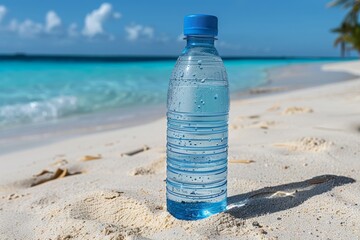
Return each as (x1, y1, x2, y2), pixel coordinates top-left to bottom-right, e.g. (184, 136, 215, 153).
(166, 14, 229, 220)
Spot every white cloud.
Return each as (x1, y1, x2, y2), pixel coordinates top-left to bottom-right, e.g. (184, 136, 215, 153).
(9, 19, 43, 37)
(125, 24, 141, 41)
(0, 5, 7, 23)
(5, 9, 101, 40)
(7, 11, 61, 37)
(125, 23, 154, 41)
(2, 4, 120, 40)
(82, 3, 115, 37)
(45, 11, 61, 32)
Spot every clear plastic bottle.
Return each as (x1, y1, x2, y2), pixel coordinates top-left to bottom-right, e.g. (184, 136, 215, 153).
(166, 14, 229, 220)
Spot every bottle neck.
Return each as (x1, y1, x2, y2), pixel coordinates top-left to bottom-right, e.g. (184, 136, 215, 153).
(186, 36, 215, 47)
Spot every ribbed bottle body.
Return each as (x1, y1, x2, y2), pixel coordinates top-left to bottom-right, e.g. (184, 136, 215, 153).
(166, 39, 229, 220)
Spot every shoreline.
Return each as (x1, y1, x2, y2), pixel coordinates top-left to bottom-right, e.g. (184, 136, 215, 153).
(0, 61, 359, 239)
(0, 103, 165, 155)
(0, 61, 358, 155)
(234, 62, 356, 99)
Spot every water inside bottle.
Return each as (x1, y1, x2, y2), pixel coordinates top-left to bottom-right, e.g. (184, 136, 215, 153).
(167, 53, 229, 220)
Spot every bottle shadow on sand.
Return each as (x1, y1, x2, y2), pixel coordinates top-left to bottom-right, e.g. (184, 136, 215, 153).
(226, 174, 355, 219)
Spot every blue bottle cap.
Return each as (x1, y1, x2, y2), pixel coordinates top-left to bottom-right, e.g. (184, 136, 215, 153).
(184, 14, 218, 36)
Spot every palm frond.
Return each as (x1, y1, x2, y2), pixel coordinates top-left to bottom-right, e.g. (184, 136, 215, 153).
(343, 8, 359, 24)
(329, 0, 360, 56)
(327, 0, 356, 8)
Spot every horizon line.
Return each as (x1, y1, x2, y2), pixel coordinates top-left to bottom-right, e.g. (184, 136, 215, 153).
(0, 53, 355, 62)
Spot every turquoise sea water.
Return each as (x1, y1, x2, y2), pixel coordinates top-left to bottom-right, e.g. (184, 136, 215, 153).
(0, 58, 350, 129)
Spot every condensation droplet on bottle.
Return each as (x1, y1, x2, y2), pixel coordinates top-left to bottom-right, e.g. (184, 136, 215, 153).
(201, 78, 206, 83)
(214, 94, 218, 99)
(197, 60, 202, 65)
(180, 72, 184, 77)
(197, 105, 201, 109)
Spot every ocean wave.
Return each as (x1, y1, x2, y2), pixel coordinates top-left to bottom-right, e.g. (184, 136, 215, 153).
(0, 96, 78, 127)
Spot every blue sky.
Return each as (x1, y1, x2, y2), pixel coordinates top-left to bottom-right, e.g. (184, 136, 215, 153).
(0, 0, 349, 56)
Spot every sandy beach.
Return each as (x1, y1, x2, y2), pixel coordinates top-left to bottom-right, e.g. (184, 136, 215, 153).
(0, 60, 359, 239)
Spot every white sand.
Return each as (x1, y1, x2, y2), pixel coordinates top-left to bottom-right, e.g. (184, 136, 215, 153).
(0, 61, 360, 240)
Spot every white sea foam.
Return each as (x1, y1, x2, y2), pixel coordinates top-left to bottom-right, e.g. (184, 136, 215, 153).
(0, 96, 78, 127)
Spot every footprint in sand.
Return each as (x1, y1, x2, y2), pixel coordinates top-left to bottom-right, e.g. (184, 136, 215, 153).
(68, 190, 246, 238)
(68, 190, 175, 237)
(274, 137, 332, 152)
(129, 157, 165, 176)
(282, 106, 313, 115)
